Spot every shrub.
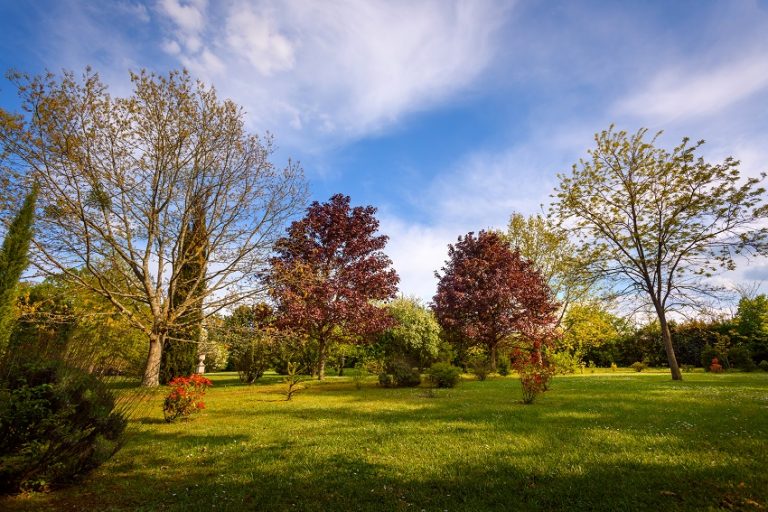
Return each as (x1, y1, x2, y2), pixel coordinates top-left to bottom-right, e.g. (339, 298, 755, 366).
(709, 357, 723, 373)
(469, 357, 491, 381)
(610, 362, 618, 372)
(0, 361, 127, 493)
(727, 345, 756, 372)
(517, 362, 549, 404)
(549, 351, 580, 374)
(497, 358, 510, 376)
(162, 374, 213, 423)
(427, 362, 462, 388)
(701, 344, 720, 370)
(759, 360, 768, 372)
(630, 361, 647, 372)
(378, 360, 421, 388)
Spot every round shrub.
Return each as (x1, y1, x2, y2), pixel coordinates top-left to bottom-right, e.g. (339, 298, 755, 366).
(427, 362, 462, 388)
(378, 360, 421, 388)
(0, 361, 127, 493)
(497, 358, 511, 377)
(630, 361, 647, 372)
(759, 360, 768, 372)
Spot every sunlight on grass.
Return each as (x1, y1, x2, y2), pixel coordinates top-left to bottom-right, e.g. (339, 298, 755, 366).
(2, 372, 766, 511)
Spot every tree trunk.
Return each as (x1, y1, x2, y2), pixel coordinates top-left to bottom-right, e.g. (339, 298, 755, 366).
(141, 330, 164, 387)
(489, 343, 497, 371)
(317, 339, 327, 380)
(658, 312, 683, 381)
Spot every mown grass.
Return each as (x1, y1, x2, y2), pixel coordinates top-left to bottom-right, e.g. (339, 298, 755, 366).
(2, 370, 767, 511)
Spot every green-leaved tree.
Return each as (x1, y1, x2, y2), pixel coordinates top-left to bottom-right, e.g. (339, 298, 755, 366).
(551, 127, 768, 380)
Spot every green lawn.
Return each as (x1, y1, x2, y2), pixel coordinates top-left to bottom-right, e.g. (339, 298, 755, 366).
(3, 371, 767, 511)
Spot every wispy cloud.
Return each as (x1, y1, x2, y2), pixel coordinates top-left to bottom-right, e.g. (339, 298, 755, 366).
(155, 0, 512, 145)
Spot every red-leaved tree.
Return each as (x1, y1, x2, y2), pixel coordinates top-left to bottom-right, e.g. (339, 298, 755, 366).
(433, 230, 558, 369)
(268, 194, 399, 379)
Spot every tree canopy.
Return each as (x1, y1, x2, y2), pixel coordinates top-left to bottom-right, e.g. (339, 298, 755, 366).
(0, 69, 307, 386)
(433, 230, 557, 369)
(269, 194, 399, 379)
(551, 127, 768, 380)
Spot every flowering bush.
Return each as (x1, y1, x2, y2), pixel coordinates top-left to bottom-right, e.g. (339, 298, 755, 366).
(163, 374, 213, 422)
(709, 357, 723, 374)
(512, 347, 554, 404)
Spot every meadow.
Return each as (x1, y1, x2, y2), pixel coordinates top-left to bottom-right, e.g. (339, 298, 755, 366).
(2, 370, 767, 511)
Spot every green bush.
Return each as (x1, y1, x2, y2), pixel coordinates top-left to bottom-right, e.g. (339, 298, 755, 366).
(496, 358, 510, 376)
(549, 351, 580, 374)
(727, 345, 756, 372)
(378, 360, 421, 388)
(701, 344, 721, 370)
(630, 361, 647, 372)
(427, 362, 462, 388)
(0, 361, 127, 493)
(469, 357, 491, 381)
(758, 360, 768, 372)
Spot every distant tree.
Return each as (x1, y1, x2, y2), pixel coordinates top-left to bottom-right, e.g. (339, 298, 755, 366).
(433, 230, 558, 369)
(734, 294, 768, 363)
(378, 296, 441, 370)
(221, 303, 277, 383)
(551, 127, 768, 380)
(0, 69, 306, 386)
(269, 194, 399, 380)
(504, 212, 594, 326)
(0, 185, 36, 359)
(561, 302, 627, 355)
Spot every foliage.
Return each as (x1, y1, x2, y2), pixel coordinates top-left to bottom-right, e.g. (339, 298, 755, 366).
(161, 197, 208, 384)
(426, 362, 462, 388)
(734, 294, 768, 363)
(377, 296, 441, 370)
(468, 356, 492, 381)
(504, 212, 594, 326)
(0, 361, 126, 493)
(727, 345, 756, 372)
(551, 126, 768, 380)
(378, 360, 421, 388)
(517, 362, 549, 404)
(0, 69, 307, 386)
(709, 358, 723, 374)
(549, 350, 580, 374)
(6, 275, 147, 378)
(221, 304, 279, 383)
(561, 302, 627, 354)
(433, 230, 558, 369)
(162, 374, 212, 423)
(496, 357, 510, 376)
(0, 185, 36, 359)
(630, 362, 647, 373)
(759, 360, 768, 372)
(269, 194, 399, 379)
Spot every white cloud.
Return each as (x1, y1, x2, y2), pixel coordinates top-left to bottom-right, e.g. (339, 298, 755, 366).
(616, 52, 768, 124)
(154, 0, 512, 145)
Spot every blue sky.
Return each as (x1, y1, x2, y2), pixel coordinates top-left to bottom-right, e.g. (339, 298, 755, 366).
(2, 0, 768, 302)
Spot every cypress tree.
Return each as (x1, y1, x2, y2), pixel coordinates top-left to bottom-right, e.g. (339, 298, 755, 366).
(0, 185, 37, 358)
(160, 197, 207, 384)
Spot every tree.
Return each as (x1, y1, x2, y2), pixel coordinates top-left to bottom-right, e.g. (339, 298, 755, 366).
(222, 303, 278, 383)
(269, 194, 399, 380)
(551, 127, 768, 380)
(504, 212, 594, 326)
(432, 230, 558, 369)
(160, 196, 207, 384)
(560, 302, 628, 363)
(734, 294, 768, 363)
(0, 185, 36, 359)
(378, 296, 441, 370)
(0, 69, 307, 386)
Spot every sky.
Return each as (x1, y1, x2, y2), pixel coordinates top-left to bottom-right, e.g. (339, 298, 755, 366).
(1, 0, 768, 304)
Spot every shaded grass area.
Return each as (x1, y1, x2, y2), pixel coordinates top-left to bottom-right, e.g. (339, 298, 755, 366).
(2, 372, 767, 511)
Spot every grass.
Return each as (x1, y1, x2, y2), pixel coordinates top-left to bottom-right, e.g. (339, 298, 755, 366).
(2, 370, 767, 511)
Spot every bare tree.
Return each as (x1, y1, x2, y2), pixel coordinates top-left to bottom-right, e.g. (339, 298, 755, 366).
(551, 127, 768, 380)
(0, 69, 307, 386)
